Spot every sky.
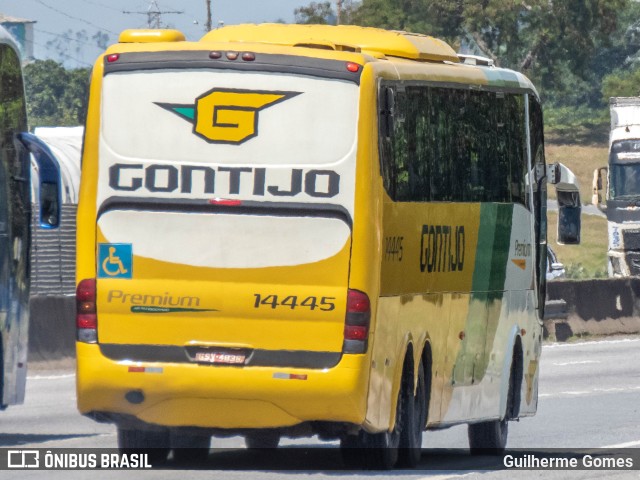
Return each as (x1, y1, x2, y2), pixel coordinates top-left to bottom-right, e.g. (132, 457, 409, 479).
(0, 0, 307, 68)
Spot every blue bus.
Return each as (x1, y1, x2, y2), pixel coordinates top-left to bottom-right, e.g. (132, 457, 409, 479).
(0, 26, 60, 410)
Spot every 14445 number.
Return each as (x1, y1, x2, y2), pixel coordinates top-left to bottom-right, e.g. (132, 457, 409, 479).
(253, 294, 335, 311)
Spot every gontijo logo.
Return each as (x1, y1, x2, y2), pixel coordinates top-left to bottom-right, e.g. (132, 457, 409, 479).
(155, 88, 301, 145)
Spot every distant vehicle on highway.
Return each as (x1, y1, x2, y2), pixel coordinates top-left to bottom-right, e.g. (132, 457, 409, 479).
(547, 247, 566, 280)
(593, 97, 640, 276)
(0, 25, 60, 412)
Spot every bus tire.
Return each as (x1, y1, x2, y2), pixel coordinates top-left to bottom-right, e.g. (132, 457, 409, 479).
(340, 427, 400, 470)
(117, 427, 171, 464)
(468, 417, 508, 455)
(339, 434, 361, 469)
(172, 434, 210, 463)
(340, 363, 419, 470)
(468, 349, 518, 454)
(398, 361, 426, 467)
(244, 429, 281, 449)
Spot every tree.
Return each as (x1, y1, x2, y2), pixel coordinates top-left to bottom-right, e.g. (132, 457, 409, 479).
(23, 60, 90, 127)
(347, 0, 463, 39)
(295, 1, 336, 24)
(45, 29, 111, 66)
(602, 67, 640, 99)
(600, 2, 640, 101)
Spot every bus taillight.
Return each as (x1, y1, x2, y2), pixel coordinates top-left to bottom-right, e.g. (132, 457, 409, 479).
(209, 198, 242, 206)
(77, 278, 97, 343)
(346, 62, 360, 73)
(343, 289, 370, 354)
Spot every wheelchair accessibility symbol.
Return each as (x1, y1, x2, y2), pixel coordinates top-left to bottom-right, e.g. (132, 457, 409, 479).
(98, 243, 132, 279)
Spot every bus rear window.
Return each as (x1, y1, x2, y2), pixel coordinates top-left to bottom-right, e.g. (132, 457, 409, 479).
(101, 70, 359, 166)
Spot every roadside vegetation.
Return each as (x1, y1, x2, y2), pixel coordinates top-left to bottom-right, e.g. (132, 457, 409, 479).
(548, 210, 608, 280)
(23, 60, 89, 128)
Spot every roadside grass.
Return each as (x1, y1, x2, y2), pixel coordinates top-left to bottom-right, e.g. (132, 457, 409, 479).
(544, 106, 609, 146)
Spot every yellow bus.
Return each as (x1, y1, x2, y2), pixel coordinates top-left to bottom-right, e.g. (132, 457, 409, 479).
(75, 24, 581, 468)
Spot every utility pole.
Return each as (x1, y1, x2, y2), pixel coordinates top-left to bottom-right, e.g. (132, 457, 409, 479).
(123, 0, 183, 29)
(336, 0, 342, 25)
(205, 0, 212, 32)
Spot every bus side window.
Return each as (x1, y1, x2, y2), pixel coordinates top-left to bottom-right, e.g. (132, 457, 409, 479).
(380, 86, 395, 139)
(378, 85, 396, 199)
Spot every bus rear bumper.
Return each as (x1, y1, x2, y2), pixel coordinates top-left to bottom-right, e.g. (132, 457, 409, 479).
(76, 343, 369, 430)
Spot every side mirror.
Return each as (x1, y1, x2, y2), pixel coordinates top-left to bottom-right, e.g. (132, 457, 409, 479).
(39, 181, 60, 227)
(16, 133, 61, 229)
(549, 163, 581, 245)
(592, 166, 608, 211)
(557, 191, 581, 245)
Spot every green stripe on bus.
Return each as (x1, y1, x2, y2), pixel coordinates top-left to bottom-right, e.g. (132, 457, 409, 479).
(454, 204, 513, 386)
(472, 203, 513, 292)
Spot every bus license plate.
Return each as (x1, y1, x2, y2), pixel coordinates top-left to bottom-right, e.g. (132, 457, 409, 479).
(194, 351, 246, 365)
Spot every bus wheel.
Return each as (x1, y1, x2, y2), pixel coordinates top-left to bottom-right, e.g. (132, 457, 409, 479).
(117, 427, 171, 464)
(172, 434, 211, 463)
(244, 429, 281, 449)
(468, 417, 508, 455)
(398, 361, 426, 467)
(468, 350, 518, 454)
(340, 427, 400, 470)
(340, 369, 415, 469)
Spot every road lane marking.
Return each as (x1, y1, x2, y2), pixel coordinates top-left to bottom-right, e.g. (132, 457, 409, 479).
(416, 475, 475, 480)
(552, 360, 600, 366)
(544, 338, 640, 349)
(540, 385, 640, 398)
(27, 373, 75, 380)
(601, 440, 640, 448)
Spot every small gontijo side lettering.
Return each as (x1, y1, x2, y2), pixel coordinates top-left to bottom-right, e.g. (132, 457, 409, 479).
(419, 225, 465, 273)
